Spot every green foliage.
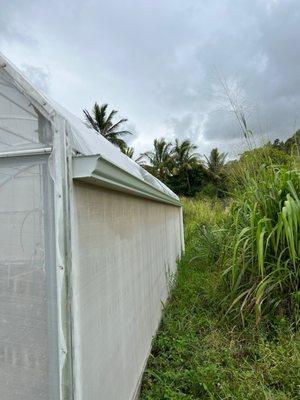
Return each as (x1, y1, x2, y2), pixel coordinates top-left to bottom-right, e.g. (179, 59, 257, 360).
(205, 148, 227, 176)
(239, 145, 292, 167)
(138, 138, 173, 181)
(181, 197, 227, 233)
(141, 133, 300, 399)
(83, 102, 132, 150)
(138, 133, 297, 199)
(272, 130, 300, 156)
(284, 130, 300, 156)
(167, 139, 202, 195)
(225, 144, 293, 194)
(172, 139, 199, 174)
(140, 198, 300, 399)
(139, 139, 225, 197)
(223, 166, 300, 325)
(167, 164, 209, 197)
(121, 146, 134, 158)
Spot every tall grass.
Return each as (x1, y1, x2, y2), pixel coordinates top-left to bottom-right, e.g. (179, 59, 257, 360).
(224, 164, 300, 325)
(141, 197, 300, 399)
(181, 197, 228, 265)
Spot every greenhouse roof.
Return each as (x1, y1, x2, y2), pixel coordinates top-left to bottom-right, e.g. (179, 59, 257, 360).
(0, 52, 180, 205)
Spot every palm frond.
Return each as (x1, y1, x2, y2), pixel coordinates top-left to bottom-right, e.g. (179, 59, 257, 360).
(107, 118, 130, 133)
(83, 101, 132, 150)
(83, 109, 99, 132)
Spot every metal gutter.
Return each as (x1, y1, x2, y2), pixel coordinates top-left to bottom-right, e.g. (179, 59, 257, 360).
(73, 155, 182, 207)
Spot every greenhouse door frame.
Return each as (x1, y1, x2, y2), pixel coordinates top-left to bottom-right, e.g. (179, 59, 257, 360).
(0, 149, 60, 399)
(0, 115, 75, 400)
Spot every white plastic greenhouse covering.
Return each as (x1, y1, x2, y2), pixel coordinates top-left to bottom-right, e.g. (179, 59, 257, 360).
(0, 53, 184, 400)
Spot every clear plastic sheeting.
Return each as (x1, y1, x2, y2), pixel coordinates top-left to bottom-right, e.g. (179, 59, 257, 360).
(0, 156, 59, 400)
(0, 68, 52, 152)
(72, 183, 183, 400)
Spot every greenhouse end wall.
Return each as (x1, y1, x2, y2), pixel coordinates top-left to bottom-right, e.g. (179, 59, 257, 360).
(71, 182, 183, 400)
(0, 155, 59, 400)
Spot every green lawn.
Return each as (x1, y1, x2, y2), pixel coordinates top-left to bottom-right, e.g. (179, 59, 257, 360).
(140, 198, 300, 400)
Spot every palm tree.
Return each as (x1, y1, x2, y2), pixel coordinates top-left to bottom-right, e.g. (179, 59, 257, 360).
(205, 148, 227, 176)
(121, 146, 134, 159)
(138, 138, 173, 181)
(171, 139, 200, 188)
(172, 139, 199, 172)
(83, 102, 132, 150)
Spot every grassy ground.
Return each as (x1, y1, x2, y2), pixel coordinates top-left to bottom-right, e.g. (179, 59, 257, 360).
(140, 198, 300, 400)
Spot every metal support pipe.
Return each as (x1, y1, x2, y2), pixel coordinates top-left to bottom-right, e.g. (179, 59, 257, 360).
(0, 147, 52, 158)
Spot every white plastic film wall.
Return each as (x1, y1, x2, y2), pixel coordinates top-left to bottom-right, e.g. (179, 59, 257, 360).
(0, 64, 59, 400)
(0, 69, 52, 152)
(72, 182, 183, 400)
(0, 155, 59, 400)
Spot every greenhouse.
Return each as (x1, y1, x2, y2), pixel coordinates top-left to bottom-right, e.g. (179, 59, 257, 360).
(0, 53, 184, 400)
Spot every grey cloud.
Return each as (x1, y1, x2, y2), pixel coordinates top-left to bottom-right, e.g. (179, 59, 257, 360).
(0, 0, 37, 46)
(157, 0, 300, 151)
(0, 0, 299, 157)
(166, 113, 203, 144)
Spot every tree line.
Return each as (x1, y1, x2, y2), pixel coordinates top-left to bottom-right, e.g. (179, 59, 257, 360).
(84, 101, 227, 197)
(84, 101, 299, 197)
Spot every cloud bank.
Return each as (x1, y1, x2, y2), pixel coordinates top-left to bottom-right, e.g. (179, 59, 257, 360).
(0, 0, 299, 157)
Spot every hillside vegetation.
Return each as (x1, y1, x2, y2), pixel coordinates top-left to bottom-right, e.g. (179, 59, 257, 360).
(140, 144, 300, 399)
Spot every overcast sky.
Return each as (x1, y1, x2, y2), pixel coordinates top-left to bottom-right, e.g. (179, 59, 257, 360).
(0, 0, 299, 157)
